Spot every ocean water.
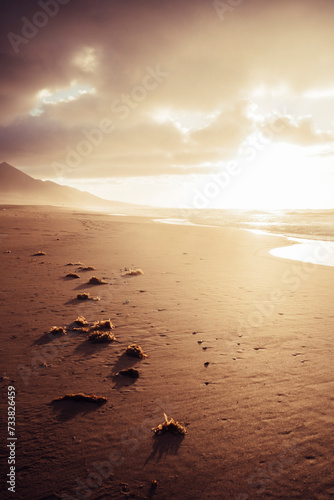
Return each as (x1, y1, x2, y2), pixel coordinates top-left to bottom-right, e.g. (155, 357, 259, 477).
(186, 209, 334, 241)
(147, 209, 334, 239)
(113, 207, 334, 240)
(270, 238, 334, 267)
(150, 208, 334, 267)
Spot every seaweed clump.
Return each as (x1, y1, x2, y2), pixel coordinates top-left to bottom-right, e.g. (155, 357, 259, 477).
(69, 316, 90, 332)
(74, 316, 88, 327)
(124, 268, 143, 276)
(124, 344, 147, 359)
(49, 326, 66, 335)
(152, 413, 186, 436)
(118, 368, 139, 379)
(93, 319, 114, 330)
(88, 330, 116, 343)
(77, 293, 99, 301)
(150, 480, 159, 491)
(53, 393, 107, 404)
(88, 276, 107, 285)
(65, 273, 80, 279)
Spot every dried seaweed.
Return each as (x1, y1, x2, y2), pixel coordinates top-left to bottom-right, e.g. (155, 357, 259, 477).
(77, 293, 91, 300)
(65, 273, 80, 279)
(124, 268, 143, 276)
(53, 393, 107, 404)
(93, 319, 114, 330)
(88, 330, 116, 343)
(49, 326, 66, 335)
(71, 327, 90, 333)
(74, 316, 88, 327)
(88, 276, 107, 285)
(69, 316, 90, 332)
(152, 413, 186, 436)
(124, 344, 147, 359)
(76, 293, 99, 301)
(118, 368, 139, 378)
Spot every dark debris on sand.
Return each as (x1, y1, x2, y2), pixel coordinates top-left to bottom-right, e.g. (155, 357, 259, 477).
(76, 293, 99, 301)
(53, 393, 107, 404)
(118, 368, 140, 379)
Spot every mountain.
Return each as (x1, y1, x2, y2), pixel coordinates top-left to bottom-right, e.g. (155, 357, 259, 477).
(0, 162, 137, 210)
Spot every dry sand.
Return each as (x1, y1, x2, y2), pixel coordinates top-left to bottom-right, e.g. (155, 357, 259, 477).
(0, 205, 333, 499)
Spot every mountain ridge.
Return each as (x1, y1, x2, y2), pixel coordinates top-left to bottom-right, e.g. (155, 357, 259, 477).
(0, 162, 138, 210)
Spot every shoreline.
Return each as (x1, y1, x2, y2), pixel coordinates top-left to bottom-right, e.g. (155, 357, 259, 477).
(270, 237, 334, 268)
(131, 213, 334, 268)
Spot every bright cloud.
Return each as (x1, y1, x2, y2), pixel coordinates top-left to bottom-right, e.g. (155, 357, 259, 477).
(30, 83, 96, 116)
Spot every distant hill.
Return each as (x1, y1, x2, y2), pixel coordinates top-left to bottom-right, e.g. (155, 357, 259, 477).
(0, 162, 138, 210)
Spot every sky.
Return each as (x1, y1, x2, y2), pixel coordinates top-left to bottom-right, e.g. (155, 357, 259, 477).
(1, 0, 334, 209)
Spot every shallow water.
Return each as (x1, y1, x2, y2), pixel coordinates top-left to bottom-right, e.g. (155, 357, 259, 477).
(270, 238, 334, 268)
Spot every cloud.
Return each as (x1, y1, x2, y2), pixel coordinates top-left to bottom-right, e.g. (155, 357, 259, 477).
(190, 100, 255, 152)
(1, 0, 334, 179)
(262, 115, 334, 146)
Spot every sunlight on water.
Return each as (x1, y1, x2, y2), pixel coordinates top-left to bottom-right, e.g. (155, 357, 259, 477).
(270, 240, 334, 268)
(245, 229, 282, 237)
(152, 218, 215, 227)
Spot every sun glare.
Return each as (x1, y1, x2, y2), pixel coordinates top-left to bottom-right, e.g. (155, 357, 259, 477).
(223, 143, 332, 210)
(303, 88, 334, 99)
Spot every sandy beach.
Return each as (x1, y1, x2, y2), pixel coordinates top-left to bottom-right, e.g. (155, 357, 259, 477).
(0, 205, 333, 500)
